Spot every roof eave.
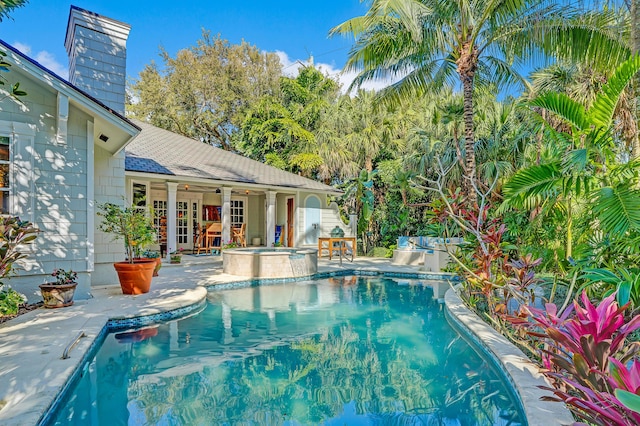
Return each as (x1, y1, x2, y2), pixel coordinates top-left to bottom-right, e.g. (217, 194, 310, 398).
(125, 170, 343, 195)
(0, 40, 140, 148)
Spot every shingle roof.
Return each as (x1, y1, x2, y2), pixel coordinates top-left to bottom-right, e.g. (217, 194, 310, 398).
(125, 120, 341, 194)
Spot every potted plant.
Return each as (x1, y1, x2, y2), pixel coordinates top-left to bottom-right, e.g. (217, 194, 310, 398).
(98, 202, 157, 295)
(39, 269, 77, 308)
(221, 240, 240, 251)
(143, 250, 162, 276)
(170, 248, 183, 264)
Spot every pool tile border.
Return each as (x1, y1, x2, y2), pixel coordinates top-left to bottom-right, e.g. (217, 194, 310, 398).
(106, 298, 207, 330)
(37, 298, 207, 426)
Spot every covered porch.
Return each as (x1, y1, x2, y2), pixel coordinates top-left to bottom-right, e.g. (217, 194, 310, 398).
(128, 178, 299, 260)
(122, 119, 344, 265)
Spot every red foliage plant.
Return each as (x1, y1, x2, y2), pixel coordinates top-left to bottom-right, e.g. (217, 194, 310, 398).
(509, 291, 640, 425)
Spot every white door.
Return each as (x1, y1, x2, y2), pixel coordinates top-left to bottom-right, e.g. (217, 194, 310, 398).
(304, 196, 321, 244)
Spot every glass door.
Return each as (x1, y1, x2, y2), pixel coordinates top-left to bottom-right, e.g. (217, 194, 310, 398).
(176, 201, 189, 246)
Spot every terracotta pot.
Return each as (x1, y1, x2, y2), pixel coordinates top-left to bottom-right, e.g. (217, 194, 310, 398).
(113, 260, 155, 295)
(39, 282, 77, 308)
(140, 257, 162, 276)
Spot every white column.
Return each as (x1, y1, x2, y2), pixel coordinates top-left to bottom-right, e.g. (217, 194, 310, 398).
(222, 187, 232, 244)
(266, 191, 277, 247)
(349, 213, 358, 237)
(87, 121, 95, 272)
(166, 182, 178, 261)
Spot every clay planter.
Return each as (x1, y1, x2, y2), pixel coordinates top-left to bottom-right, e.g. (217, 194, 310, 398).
(39, 283, 77, 308)
(140, 257, 162, 277)
(113, 260, 155, 295)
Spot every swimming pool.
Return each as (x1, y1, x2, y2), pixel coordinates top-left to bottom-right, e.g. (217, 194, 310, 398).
(49, 276, 524, 425)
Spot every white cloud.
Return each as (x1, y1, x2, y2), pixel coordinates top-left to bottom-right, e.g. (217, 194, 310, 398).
(34, 51, 67, 79)
(274, 50, 399, 95)
(11, 42, 68, 79)
(12, 42, 31, 55)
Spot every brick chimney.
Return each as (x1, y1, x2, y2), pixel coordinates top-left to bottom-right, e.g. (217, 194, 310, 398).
(64, 6, 130, 115)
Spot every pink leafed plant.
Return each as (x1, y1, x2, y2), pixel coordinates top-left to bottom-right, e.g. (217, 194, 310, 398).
(509, 291, 640, 425)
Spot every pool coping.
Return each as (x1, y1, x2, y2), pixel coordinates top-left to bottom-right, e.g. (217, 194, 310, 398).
(0, 259, 572, 425)
(444, 287, 574, 425)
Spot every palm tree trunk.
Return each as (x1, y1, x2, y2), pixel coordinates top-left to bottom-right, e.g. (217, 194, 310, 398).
(460, 73, 477, 203)
(457, 41, 479, 204)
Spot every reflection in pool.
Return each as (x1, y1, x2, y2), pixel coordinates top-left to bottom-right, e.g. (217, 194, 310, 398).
(51, 276, 524, 425)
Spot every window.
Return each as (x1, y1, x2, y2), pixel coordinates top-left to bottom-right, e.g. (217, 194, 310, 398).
(153, 200, 167, 242)
(132, 182, 147, 208)
(0, 136, 10, 213)
(177, 201, 189, 243)
(230, 199, 245, 227)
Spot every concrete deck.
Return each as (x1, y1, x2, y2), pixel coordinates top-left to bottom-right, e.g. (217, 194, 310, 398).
(0, 255, 571, 425)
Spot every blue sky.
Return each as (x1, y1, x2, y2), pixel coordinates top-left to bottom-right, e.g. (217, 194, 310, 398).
(0, 1, 381, 90)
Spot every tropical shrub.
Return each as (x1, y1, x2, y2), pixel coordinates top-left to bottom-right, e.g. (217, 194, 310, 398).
(97, 202, 157, 263)
(0, 285, 23, 315)
(509, 292, 640, 425)
(0, 216, 39, 279)
(0, 216, 39, 316)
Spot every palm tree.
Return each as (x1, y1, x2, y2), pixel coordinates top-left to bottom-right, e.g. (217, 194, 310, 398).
(502, 56, 640, 259)
(331, 0, 629, 201)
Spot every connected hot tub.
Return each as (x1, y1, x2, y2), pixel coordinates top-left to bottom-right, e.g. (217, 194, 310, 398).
(223, 247, 318, 278)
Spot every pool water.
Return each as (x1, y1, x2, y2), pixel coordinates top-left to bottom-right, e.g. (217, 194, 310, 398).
(51, 276, 524, 425)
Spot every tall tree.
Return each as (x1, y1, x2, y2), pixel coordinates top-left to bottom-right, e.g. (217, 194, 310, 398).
(238, 66, 340, 177)
(128, 31, 281, 150)
(331, 0, 629, 202)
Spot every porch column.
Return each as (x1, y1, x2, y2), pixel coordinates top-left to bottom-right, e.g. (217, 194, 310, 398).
(349, 213, 358, 237)
(222, 187, 232, 244)
(266, 190, 277, 247)
(166, 182, 178, 261)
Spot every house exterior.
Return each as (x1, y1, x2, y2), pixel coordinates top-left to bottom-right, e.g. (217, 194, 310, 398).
(0, 6, 354, 302)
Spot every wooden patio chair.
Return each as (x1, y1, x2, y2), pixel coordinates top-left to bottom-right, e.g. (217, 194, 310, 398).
(194, 223, 208, 255)
(205, 222, 222, 254)
(232, 223, 247, 247)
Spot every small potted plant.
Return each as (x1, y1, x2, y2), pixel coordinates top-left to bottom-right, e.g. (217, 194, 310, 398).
(39, 268, 77, 308)
(98, 201, 157, 294)
(170, 248, 184, 264)
(142, 250, 162, 276)
(221, 240, 239, 251)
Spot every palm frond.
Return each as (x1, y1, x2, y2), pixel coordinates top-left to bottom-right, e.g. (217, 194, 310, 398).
(591, 184, 640, 235)
(502, 162, 564, 209)
(530, 91, 588, 130)
(589, 55, 640, 129)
